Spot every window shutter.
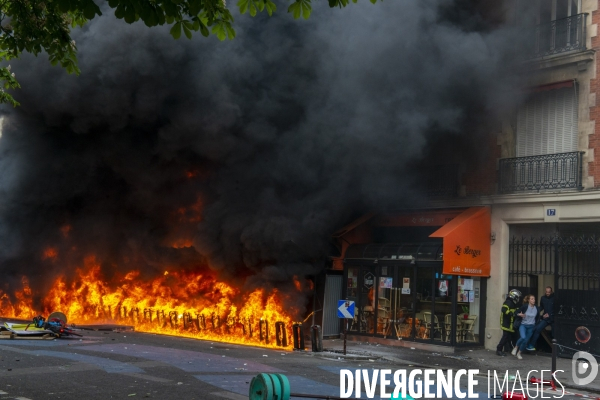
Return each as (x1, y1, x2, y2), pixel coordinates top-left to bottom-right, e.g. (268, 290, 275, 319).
(516, 85, 578, 157)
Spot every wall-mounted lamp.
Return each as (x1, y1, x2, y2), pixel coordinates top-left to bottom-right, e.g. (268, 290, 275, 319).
(491, 232, 496, 245)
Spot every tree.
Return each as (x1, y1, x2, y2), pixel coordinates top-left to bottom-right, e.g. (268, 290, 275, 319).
(0, 0, 379, 107)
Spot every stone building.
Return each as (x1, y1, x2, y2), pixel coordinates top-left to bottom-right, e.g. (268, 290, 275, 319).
(326, 0, 600, 356)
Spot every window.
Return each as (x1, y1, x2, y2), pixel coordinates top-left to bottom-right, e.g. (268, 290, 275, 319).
(518, 0, 584, 56)
(519, 0, 580, 23)
(516, 85, 578, 157)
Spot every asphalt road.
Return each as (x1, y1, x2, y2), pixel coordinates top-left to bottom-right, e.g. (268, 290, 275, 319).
(0, 329, 586, 400)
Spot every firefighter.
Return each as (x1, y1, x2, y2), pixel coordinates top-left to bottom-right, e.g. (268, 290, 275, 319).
(496, 289, 521, 356)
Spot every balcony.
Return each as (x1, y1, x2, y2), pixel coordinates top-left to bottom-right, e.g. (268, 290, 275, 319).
(498, 151, 584, 194)
(527, 13, 588, 59)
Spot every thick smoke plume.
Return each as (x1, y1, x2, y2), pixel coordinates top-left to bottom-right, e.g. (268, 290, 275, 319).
(0, 0, 524, 314)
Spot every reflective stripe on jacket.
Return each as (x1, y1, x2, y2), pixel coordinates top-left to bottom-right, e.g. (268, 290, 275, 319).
(500, 298, 517, 332)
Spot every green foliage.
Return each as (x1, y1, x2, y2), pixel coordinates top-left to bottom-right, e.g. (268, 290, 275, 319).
(0, 65, 20, 107)
(287, 0, 311, 20)
(0, 0, 380, 106)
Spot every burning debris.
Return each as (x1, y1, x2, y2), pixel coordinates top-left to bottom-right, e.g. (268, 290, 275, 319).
(0, 260, 301, 349)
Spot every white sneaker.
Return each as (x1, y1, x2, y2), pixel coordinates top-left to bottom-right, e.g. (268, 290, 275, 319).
(511, 347, 518, 356)
(517, 352, 523, 360)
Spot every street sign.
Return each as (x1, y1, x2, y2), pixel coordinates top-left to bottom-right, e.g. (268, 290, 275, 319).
(337, 300, 355, 319)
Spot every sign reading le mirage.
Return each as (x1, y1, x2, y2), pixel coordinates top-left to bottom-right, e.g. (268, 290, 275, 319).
(430, 207, 491, 277)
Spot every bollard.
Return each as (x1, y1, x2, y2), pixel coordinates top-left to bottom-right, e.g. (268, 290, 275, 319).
(292, 323, 305, 350)
(275, 322, 288, 347)
(311, 325, 322, 352)
(551, 339, 557, 386)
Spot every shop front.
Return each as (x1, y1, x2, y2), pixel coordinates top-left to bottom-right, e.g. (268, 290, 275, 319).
(338, 207, 491, 348)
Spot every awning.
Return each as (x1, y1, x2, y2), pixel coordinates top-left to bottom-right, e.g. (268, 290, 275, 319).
(429, 207, 491, 277)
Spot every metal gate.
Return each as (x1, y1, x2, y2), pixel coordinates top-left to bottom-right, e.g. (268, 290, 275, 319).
(322, 274, 342, 337)
(509, 236, 600, 357)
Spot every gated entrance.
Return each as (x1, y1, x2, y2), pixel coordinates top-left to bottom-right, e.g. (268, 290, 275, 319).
(509, 236, 600, 357)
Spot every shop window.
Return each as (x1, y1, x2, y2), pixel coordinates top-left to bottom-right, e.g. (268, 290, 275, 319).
(455, 277, 481, 343)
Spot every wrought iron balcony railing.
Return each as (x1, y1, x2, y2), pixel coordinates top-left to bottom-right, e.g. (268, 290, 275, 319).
(527, 13, 588, 59)
(498, 151, 584, 194)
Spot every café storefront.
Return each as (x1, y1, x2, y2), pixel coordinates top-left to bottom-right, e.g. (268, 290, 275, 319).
(338, 207, 491, 347)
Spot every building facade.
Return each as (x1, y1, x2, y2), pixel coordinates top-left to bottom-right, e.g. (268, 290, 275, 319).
(330, 0, 600, 356)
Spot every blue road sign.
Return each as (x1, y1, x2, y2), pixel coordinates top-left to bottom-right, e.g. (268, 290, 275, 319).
(337, 300, 355, 319)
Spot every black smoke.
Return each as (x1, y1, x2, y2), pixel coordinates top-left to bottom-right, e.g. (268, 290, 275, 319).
(0, 0, 525, 311)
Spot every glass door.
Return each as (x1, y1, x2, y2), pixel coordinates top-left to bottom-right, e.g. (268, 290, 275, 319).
(415, 266, 439, 341)
(389, 265, 415, 340)
(358, 266, 377, 334)
(376, 265, 393, 336)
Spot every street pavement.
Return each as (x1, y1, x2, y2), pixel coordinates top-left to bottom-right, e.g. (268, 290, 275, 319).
(323, 338, 600, 396)
(0, 328, 598, 400)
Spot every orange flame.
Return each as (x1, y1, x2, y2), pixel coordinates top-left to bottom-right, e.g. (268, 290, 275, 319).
(0, 259, 297, 350)
(43, 247, 58, 260)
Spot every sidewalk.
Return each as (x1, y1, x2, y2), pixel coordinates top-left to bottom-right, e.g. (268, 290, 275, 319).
(320, 338, 600, 396)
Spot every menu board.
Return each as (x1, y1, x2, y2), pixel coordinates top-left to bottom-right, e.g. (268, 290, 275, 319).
(457, 278, 474, 302)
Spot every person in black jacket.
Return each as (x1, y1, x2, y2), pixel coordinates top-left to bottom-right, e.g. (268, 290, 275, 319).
(527, 286, 555, 351)
(496, 289, 521, 356)
(512, 294, 541, 359)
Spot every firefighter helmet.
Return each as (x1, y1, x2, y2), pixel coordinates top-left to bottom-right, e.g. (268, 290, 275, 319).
(508, 289, 522, 303)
